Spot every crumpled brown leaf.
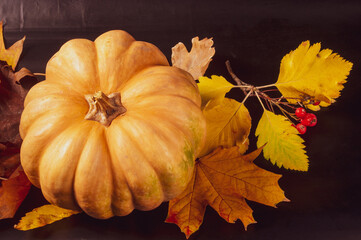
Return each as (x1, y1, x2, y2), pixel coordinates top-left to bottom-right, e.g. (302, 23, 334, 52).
(0, 22, 37, 209)
(171, 37, 215, 80)
(0, 62, 38, 146)
(0, 143, 20, 179)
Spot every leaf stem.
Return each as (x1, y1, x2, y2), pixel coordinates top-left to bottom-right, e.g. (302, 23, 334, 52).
(256, 83, 276, 89)
(255, 91, 266, 111)
(241, 89, 253, 104)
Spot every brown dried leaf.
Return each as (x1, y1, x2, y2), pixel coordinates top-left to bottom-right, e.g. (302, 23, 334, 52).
(172, 37, 215, 80)
(0, 62, 38, 145)
(0, 143, 20, 179)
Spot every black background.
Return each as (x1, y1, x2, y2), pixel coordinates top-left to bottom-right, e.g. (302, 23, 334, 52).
(1, 0, 361, 239)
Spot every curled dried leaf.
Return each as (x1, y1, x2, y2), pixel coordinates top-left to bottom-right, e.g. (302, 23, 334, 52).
(172, 37, 215, 80)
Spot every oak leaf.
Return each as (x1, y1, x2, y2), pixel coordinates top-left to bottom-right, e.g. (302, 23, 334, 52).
(197, 75, 234, 108)
(0, 21, 25, 70)
(166, 146, 287, 238)
(172, 37, 215, 80)
(275, 41, 353, 110)
(14, 204, 80, 231)
(0, 166, 32, 219)
(255, 110, 308, 171)
(198, 98, 251, 158)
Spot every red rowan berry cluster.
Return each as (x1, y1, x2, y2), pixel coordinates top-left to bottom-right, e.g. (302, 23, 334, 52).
(293, 107, 318, 134)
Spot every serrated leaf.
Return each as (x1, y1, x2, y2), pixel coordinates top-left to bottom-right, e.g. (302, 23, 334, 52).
(275, 41, 352, 110)
(197, 75, 234, 108)
(255, 110, 308, 171)
(198, 98, 251, 157)
(166, 147, 287, 238)
(172, 37, 215, 80)
(14, 205, 80, 231)
(0, 21, 25, 70)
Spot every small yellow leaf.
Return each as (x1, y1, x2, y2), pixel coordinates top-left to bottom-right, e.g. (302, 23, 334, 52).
(166, 147, 287, 238)
(0, 21, 25, 70)
(14, 205, 80, 231)
(255, 110, 308, 171)
(275, 41, 352, 110)
(197, 75, 234, 108)
(172, 37, 215, 80)
(198, 98, 251, 157)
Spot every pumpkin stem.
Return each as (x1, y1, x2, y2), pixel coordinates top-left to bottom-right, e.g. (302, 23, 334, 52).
(84, 91, 126, 127)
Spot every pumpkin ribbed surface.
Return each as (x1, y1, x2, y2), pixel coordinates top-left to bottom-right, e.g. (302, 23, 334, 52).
(19, 30, 206, 219)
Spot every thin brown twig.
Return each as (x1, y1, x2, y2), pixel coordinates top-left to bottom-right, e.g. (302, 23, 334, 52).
(225, 60, 249, 95)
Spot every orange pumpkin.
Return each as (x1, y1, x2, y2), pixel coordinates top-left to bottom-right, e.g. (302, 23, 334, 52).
(19, 30, 206, 219)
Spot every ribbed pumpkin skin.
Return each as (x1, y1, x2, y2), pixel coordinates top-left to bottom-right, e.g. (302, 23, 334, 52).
(19, 30, 206, 219)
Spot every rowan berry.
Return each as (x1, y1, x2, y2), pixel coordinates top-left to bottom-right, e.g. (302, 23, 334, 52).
(312, 100, 320, 106)
(301, 113, 317, 127)
(295, 123, 307, 134)
(295, 107, 307, 119)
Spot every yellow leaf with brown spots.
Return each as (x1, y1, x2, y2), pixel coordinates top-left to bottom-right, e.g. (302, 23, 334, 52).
(275, 41, 352, 110)
(14, 205, 80, 231)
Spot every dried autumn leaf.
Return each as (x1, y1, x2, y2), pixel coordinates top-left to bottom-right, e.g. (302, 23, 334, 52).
(275, 41, 353, 110)
(172, 37, 215, 80)
(0, 143, 20, 179)
(0, 166, 32, 219)
(255, 110, 308, 171)
(14, 204, 80, 231)
(0, 21, 25, 70)
(198, 98, 251, 158)
(166, 146, 287, 238)
(197, 75, 234, 108)
(0, 62, 38, 146)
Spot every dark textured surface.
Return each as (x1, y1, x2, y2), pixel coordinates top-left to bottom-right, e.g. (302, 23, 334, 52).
(1, 0, 361, 239)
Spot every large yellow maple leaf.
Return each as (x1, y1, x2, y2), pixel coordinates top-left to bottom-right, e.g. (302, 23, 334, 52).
(166, 146, 287, 238)
(0, 21, 25, 70)
(275, 41, 352, 110)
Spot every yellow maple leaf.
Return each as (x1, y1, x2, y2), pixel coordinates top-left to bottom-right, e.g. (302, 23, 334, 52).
(275, 41, 352, 110)
(166, 146, 287, 239)
(197, 75, 234, 108)
(198, 98, 251, 157)
(14, 204, 80, 231)
(0, 21, 25, 70)
(172, 37, 215, 80)
(255, 110, 308, 171)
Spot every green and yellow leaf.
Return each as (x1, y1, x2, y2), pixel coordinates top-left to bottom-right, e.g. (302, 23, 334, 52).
(14, 205, 80, 231)
(197, 75, 234, 108)
(255, 110, 308, 171)
(275, 41, 352, 110)
(198, 98, 251, 157)
(166, 146, 287, 239)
